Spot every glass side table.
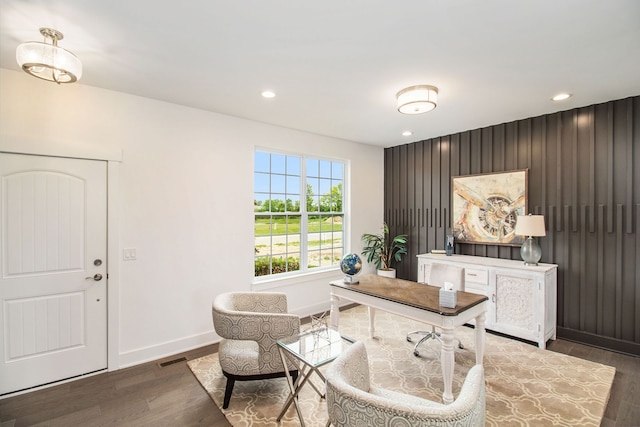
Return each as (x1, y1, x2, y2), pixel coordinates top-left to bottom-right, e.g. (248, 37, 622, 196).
(276, 327, 353, 427)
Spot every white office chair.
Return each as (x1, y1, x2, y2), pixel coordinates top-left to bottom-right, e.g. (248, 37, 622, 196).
(407, 262, 466, 357)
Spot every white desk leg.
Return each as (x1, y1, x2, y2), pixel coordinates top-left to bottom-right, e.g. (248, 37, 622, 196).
(367, 306, 376, 339)
(440, 327, 455, 404)
(474, 312, 486, 365)
(330, 293, 340, 330)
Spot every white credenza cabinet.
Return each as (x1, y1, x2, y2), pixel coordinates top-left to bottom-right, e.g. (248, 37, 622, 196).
(416, 254, 557, 349)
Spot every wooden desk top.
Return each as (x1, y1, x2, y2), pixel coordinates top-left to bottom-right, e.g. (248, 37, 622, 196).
(330, 274, 487, 316)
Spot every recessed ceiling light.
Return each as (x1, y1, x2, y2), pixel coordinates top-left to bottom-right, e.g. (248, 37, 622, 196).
(402, 130, 413, 136)
(552, 93, 571, 101)
(261, 90, 276, 98)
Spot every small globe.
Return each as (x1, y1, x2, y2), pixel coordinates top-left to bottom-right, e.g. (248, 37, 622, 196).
(340, 253, 362, 276)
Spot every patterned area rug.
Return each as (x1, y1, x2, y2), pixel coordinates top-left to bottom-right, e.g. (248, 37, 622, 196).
(188, 305, 615, 427)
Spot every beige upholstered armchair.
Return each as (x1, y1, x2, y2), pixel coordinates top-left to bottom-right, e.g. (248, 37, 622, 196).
(211, 292, 300, 409)
(325, 341, 485, 427)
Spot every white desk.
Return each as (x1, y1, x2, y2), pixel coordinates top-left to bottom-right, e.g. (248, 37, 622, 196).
(329, 274, 487, 404)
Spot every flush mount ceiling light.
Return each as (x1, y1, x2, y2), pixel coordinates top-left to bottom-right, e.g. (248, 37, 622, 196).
(16, 27, 82, 84)
(261, 90, 276, 98)
(396, 85, 438, 114)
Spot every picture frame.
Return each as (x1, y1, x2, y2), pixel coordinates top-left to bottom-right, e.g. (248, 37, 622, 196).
(451, 169, 527, 246)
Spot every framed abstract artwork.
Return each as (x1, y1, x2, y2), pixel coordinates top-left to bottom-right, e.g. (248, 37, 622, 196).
(451, 169, 527, 246)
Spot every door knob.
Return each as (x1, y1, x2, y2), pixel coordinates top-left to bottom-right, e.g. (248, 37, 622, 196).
(85, 273, 103, 281)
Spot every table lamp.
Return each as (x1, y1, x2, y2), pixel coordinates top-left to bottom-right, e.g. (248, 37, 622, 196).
(515, 214, 546, 265)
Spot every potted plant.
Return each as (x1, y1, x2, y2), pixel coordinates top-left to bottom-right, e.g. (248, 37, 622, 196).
(361, 222, 408, 278)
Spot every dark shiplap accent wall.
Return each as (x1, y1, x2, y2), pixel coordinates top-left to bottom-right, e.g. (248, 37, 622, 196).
(384, 96, 640, 356)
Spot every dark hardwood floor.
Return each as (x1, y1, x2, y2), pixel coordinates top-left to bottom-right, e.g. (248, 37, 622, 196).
(1, 337, 638, 426)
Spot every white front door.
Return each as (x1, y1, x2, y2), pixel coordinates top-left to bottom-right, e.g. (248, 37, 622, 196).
(0, 153, 107, 395)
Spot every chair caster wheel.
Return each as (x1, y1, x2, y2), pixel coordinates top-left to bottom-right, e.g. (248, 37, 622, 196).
(407, 337, 413, 343)
(413, 351, 420, 357)
(458, 344, 464, 350)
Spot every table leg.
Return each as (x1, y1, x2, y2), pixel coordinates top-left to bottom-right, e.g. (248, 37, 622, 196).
(440, 327, 455, 404)
(276, 347, 306, 426)
(330, 292, 340, 330)
(474, 312, 486, 365)
(367, 306, 376, 338)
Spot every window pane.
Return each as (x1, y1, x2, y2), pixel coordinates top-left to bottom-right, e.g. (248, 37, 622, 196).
(306, 158, 319, 177)
(271, 174, 285, 193)
(332, 162, 343, 179)
(287, 156, 301, 175)
(319, 160, 331, 178)
(255, 256, 271, 276)
(307, 194, 319, 212)
(254, 172, 269, 193)
(255, 151, 270, 173)
(286, 254, 301, 272)
(287, 215, 301, 234)
(310, 178, 320, 195)
(272, 154, 286, 174)
(255, 215, 271, 236)
(286, 176, 300, 195)
(254, 194, 269, 212)
(285, 196, 300, 212)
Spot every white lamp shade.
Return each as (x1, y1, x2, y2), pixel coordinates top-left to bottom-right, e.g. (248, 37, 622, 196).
(16, 41, 82, 83)
(397, 85, 438, 114)
(515, 215, 546, 237)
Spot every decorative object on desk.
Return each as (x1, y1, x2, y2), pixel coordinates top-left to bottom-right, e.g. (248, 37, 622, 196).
(452, 169, 527, 245)
(438, 282, 457, 308)
(340, 253, 362, 284)
(445, 234, 454, 256)
(361, 222, 408, 278)
(515, 214, 546, 265)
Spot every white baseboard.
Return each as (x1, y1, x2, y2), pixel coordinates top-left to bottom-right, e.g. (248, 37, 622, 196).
(117, 301, 356, 370)
(118, 330, 218, 369)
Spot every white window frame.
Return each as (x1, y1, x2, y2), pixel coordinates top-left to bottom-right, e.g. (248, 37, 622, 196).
(253, 148, 347, 281)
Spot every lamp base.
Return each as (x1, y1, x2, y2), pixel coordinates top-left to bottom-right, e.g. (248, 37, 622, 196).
(520, 236, 542, 266)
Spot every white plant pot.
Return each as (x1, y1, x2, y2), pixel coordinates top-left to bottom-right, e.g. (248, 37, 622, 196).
(377, 268, 396, 278)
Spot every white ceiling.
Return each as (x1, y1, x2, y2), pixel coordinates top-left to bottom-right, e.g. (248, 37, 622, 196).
(1, 0, 639, 147)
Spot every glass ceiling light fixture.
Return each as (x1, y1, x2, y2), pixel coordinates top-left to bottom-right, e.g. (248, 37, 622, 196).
(396, 85, 438, 114)
(16, 27, 82, 84)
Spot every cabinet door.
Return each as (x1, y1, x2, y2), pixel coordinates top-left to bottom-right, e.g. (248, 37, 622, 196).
(493, 271, 539, 342)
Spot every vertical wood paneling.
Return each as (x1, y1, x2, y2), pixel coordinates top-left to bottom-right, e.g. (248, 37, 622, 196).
(589, 107, 596, 232)
(607, 104, 614, 232)
(626, 99, 634, 234)
(556, 116, 563, 232)
(384, 96, 640, 355)
(572, 112, 579, 232)
(636, 204, 640, 343)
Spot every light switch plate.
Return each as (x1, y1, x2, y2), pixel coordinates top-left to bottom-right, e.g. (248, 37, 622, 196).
(123, 248, 137, 260)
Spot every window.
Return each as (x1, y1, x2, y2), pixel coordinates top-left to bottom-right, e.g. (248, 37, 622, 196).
(254, 150, 345, 278)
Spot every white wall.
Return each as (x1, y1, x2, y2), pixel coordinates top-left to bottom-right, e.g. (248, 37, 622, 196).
(0, 68, 384, 368)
